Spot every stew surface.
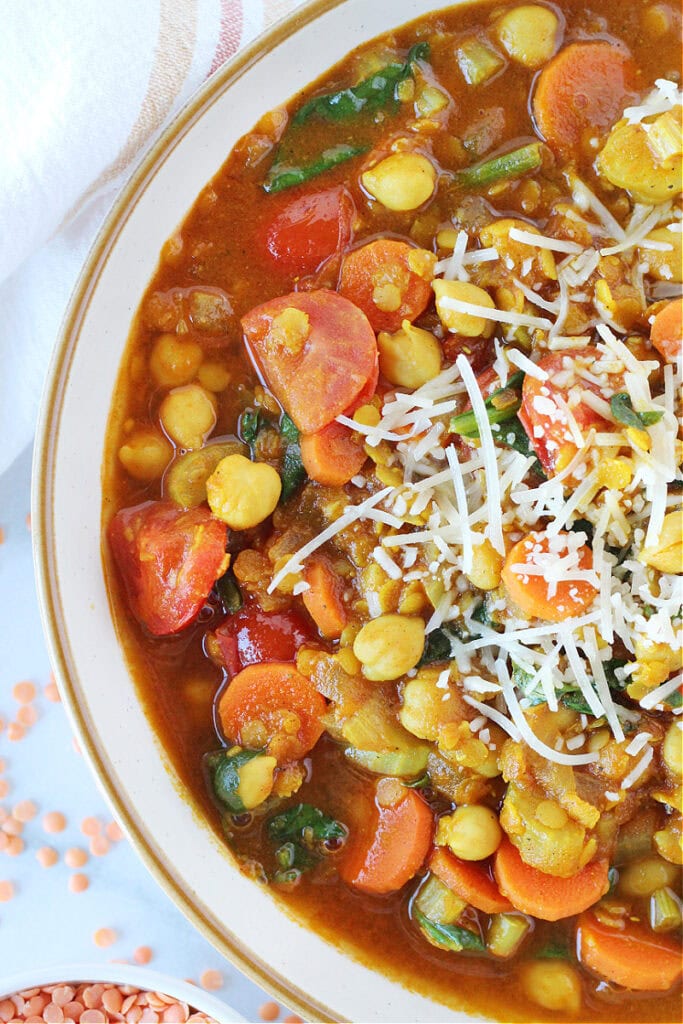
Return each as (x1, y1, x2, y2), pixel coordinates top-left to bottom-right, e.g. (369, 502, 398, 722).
(103, 1, 683, 1020)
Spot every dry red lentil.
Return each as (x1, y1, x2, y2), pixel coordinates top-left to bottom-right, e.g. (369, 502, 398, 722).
(81, 816, 101, 837)
(44, 678, 61, 702)
(12, 681, 36, 704)
(93, 927, 117, 948)
(68, 872, 90, 893)
(13, 799, 38, 822)
(258, 1001, 279, 1022)
(36, 846, 59, 868)
(197, 972, 222, 993)
(42, 811, 67, 834)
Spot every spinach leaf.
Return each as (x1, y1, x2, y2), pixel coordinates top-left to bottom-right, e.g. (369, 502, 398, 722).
(240, 409, 262, 445)
(268, 803, 347, 845)
(292, 43, 430, 125)
(278, 413, 307, 503)
(208, 748, 264, 813)
(610, 393, 664, 430)
(264, 143, 367, 194)
(449, 372, 525, 438)
(215, 570, 243, 614)
(414, 910, 485, 953)
(491, 416, 545, 477)
(404, 772, 431, 789)
(418, 625, 458, 665)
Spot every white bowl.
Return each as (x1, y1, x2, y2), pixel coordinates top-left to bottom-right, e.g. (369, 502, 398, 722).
(33, 1, 487, 1021)
(0, 963, 244, 1023)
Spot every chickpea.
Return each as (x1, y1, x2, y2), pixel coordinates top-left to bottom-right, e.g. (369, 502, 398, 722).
(639, 227, 682, 284)
(432, 280, 495, 337)
(467, 539, 504, 591)
(597, 120, 682, 205)
(494, 5, 560, 68)
(159, 384, 217, 450)
(436, 804, 503, 861)
(361, 152, 436, 211)
(149, 333, 203, 388)
(618, 855, 679, 898)
(206, 453, 281, 530)
(663, 722, 682, 778)
(520, 960, 582, 1016)
(377, 319, 442, 389)
(198, 360, 232, 392)
(353, 614, 425, 681)
(118, 428, 172, 482)
(638, 510, 683, 574)
(400, 669, 462, 740)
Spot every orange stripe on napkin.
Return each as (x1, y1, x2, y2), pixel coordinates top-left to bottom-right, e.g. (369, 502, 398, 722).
(210, 0, 243, 73)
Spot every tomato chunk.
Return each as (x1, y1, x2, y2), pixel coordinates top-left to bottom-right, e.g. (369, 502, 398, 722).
(260, 186, 354, 277)
(213, 605, 314, 678)
(339, 238, 433, 333)
(109, 501, 229, 636)
(242, 289, 378, 433)
(519, 349, 617, 474)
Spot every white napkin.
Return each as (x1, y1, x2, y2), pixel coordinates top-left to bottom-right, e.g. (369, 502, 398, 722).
(0, 0, 298, 477)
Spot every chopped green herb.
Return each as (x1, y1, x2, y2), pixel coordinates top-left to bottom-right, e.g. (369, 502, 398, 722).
(264, 143, 368, 194)
(215, 571, 243, 614)
(455, 143, 542, 190)
(278, 413, 307, 502)
(666, 689, 682, 709)
(607, 866, 619, 895)
(449, 372, 525, 438)
(570, 519, 594, 544)
(403, 772, 431, 789)
(293, 43, 430, 125)
(610, 393, 664, 430)
(414, 909, 485, 952)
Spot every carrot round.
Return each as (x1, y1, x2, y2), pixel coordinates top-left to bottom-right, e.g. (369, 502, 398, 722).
(302, 557, 348, 639)
(300, 421, 366, 487)
(217, 662, 326, 764)
(650, 298, 683, 363)
(340, 780, 434, 894)
(430, 847, 513, 914)
(532, 42, 636, 153)
(577, 910, 682, 991)
(339, 239, 433, 333)
(501, 530, 597, 623)
(494, 839, 609, 921)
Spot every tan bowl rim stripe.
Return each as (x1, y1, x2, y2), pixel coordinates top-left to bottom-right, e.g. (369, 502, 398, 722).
(32, 1, 360, 1021)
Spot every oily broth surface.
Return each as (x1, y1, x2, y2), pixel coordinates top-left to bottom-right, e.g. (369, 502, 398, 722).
(102, 0, 683, 1020)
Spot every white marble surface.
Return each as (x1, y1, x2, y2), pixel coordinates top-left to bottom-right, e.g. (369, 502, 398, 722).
(0, 445, 288, 1023)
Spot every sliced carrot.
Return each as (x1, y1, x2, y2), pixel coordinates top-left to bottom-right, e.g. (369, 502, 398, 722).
(339, 780, 434, 894)
(501, 530, 597, 623)
(650, 298, 683, 363)
(300, 421, 367, 488)
(217, 662, 326, 764)
(532, 42, 636, 153)
(494, 838, 609, 922)
(429, 847, 513, 914)
(242, 289, 378, 434)
(339, 238, 433, 333)
(577, 910, 682, 991)
(301, 557, 348, 639)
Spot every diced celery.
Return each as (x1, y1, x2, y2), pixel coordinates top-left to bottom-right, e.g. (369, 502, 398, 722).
(346, 743, 429, 778)
(456, 37, 504, 86)
(487, 913, 531, 958)
(341, 693, 421, 754)
(650, 887, 682, 933)
(414, 874, 467, 924)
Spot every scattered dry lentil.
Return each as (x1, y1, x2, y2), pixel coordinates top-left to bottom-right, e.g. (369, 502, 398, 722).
(90, 834, 111, 857)
(68, 872, 90, 893)
(44, 678, 61, 702)
(36, 846, 59, 868)
(133, 946, 153, 965)
(93, 927, 117, 948)
(17, 704, 39, 727)
(258, 1001, 280, 1022)
(81, 816, 101, 837)
(12, 680, 36, 704)
(64, 846, 88, 868)
(0, 879, 15, 901)
(42, 811, 67, 834)
(7, 721, 25, 742)
(105, 820, 124, 842)
(13, 799, 38, 822)
(198, 971, 222, 992)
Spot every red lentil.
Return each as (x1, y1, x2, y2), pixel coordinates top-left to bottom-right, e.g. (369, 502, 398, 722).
(36, 846, 59, 868)
(2, 985, 219, 1024)
(12, 681, 36, 704)
(68, 872, 90, 893)
(197, 972, 222, 992)
(258, 1001, 280, 1022)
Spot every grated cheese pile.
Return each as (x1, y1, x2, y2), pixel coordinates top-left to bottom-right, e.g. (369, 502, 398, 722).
(270, 84, 683, 771)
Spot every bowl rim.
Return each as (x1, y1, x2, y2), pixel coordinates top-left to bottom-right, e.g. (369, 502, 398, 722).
(0, 962, 244, 1022)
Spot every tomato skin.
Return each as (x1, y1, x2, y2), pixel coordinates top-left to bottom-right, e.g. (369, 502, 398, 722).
(520, 349, 614, 474)
(213, 605, 314, 678)
(242, 288, 378, 433)
(109, 501, 229, 636)
(261, 186, 354, 277)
